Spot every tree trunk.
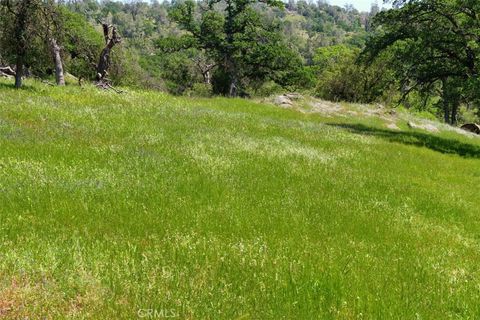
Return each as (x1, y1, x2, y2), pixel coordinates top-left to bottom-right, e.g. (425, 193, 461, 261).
(96, 47, 111, 81)
(441, 78, 450, 123)
(12, 0, 33, 89)
(50, 38, 65, 86)
(96, 24, 121, 81)
(192, 58, 215, 85)
(229, 76, 237, 97)
(203, 70, 211, 85)
(15, 55, 23, 89)
(225, 1, 237, 98)
(450, 102, 459, 125)
(225, 57, 237, 97)
(443, 100, 450, 124)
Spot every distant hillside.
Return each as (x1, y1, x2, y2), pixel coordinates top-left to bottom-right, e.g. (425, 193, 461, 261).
(64, 0, 374, 78)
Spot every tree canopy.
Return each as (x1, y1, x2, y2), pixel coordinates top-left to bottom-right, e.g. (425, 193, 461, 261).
(363, 0, 480, 123)
(166, 0, 306, 96)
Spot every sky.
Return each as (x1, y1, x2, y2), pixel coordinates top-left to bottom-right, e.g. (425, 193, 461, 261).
(326, 0, 391, 12)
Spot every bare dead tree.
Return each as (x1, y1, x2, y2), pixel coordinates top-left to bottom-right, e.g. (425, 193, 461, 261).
(40, 2, 65, 86)
(49, 37, 65, 85)
(192, 56, 216, 85)
(95, 81, 124, 94)
(96, 23, 121, 81)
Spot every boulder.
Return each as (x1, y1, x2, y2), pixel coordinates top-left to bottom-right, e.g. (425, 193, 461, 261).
(64, 72, 79, 84)
(460, 123, 480, 135)
(274, 95, 293, 107)
(285, 93, 303, 100)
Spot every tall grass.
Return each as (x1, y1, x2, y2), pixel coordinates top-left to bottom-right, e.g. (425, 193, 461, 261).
(0, 79, 480, 319)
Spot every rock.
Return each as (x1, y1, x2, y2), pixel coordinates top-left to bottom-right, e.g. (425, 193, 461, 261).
(285, 93, 303, 100)
(274, 95, 293, 107)
(408, 121, 439, 133)
(64, 72, 79, 84)
(460, 123, 480, 135)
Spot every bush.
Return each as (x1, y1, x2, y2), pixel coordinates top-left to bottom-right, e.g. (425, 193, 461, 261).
(187, 83, 213, 97)
(458, 105, 480, 124)
(109, 47, 149, 88)
(313, 45, 395, 104)
(252, 81, 283, 97)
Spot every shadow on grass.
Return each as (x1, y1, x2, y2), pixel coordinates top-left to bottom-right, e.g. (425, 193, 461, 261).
(328, 123, 480, 159)
(0, 81, 37, 92)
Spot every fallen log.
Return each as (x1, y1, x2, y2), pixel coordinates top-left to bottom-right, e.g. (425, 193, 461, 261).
(460, 123, 480, 135)
(0, 72, 12, 78)
(95, 79, 125, 94)
(0, 66, 15, 76)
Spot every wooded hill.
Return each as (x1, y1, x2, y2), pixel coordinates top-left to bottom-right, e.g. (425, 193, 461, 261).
(0, 0, 479, 124)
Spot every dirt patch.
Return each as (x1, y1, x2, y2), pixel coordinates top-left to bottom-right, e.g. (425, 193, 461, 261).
(386, 122, 400, 131)
(0, 279, 22, 318)
(309, 101, 343, 116)
(408, 121, 439, 133)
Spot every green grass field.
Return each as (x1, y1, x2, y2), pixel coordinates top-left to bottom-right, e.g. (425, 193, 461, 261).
(1, 79, 480, 319)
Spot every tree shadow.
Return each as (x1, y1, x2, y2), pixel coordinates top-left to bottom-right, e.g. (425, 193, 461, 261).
(0, 81, 37, 92)
(327, 123, 480, 159)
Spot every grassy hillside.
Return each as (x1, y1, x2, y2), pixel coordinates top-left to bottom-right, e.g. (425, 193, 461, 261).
(1, 79, 480, 319)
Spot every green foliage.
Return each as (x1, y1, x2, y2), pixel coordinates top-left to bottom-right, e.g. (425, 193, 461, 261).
(155, 36, 197, 53)
(313, 45, 394, 103)
(363, 0, 480, 123)
(60, 7, 104, 80)
(313, 44, 354, 69)
(458, 105, 480, 124)
(168, 0, 304, 95)
(109, 46, 151, 88)
(187, 82, 213, 97)
(0, 2, 103, 83)
(0, 0, 47, 71)
(141, 49, 199, 94)
(233, 23, 310, 90)
(0, 0, 379, 93)
(0, 0, 374, 94)
(252, 80, 284, 96)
